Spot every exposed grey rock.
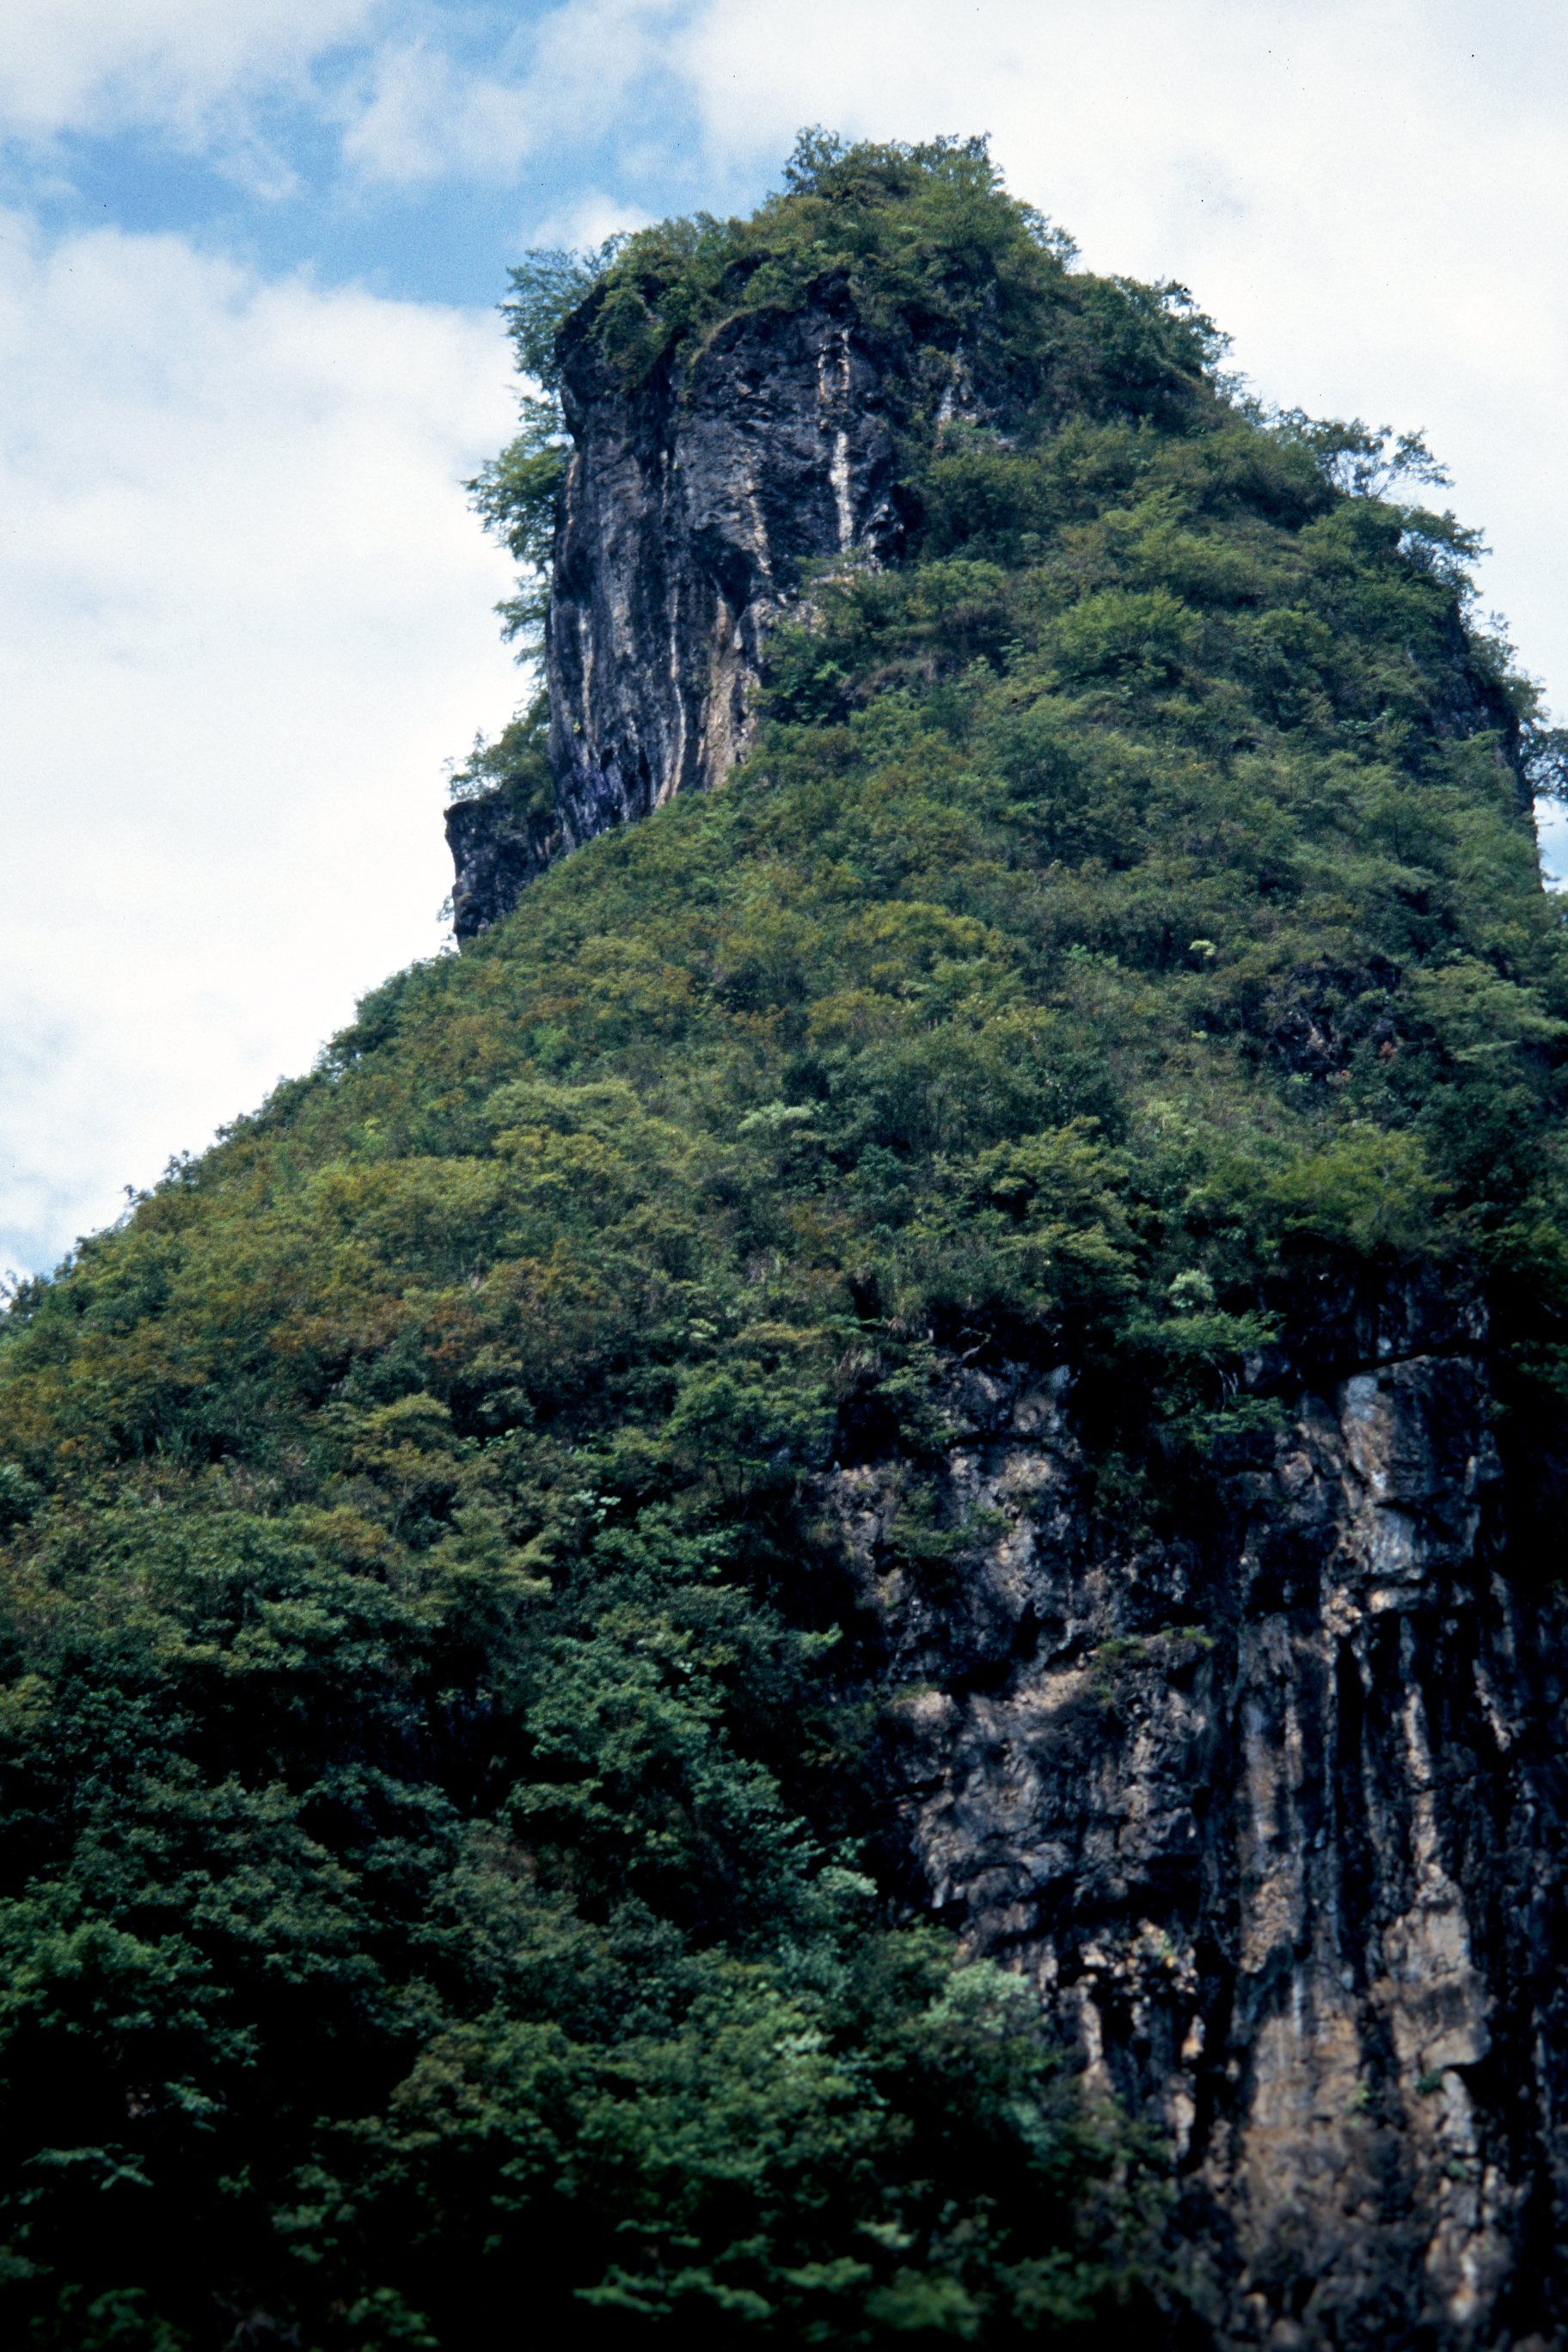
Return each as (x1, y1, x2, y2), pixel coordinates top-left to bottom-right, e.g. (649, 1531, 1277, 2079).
(817, 1281, 1568, 2346)
(447, 287, 908, 940)
(547, 285, 905, 840)
(444, 789, 562, 942)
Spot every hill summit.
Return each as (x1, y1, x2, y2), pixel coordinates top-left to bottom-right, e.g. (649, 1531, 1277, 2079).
(3, 133, 1568, 2349)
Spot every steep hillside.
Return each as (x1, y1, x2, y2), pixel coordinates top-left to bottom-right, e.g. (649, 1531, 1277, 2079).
(3, 136, 1568, 2350)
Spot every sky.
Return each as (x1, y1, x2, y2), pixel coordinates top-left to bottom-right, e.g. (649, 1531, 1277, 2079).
(3, 0, 1566, 1282)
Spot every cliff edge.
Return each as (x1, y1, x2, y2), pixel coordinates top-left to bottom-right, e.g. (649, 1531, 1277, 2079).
(447, 286, 906, 938)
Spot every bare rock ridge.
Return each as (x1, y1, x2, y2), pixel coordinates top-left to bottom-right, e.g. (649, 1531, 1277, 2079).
(446, 288, 904, 939)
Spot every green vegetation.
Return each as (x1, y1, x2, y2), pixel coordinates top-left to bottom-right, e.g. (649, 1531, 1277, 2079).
(3, 132, 1567, 2347)
(470, 131, 1220, 656)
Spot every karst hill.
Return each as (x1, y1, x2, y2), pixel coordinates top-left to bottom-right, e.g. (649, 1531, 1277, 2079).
(3, 134, 1567, 2351)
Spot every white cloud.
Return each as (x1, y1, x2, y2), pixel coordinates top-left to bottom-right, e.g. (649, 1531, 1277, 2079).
(0, 0, 381, 143)
(522, 189, 654, 254)
(0, 0, 701, 192)
(338, 33, 544, 186)
(671, 0, 1568, 707)
(0, 212, 522, 1275)
(339, 2, 690, 187)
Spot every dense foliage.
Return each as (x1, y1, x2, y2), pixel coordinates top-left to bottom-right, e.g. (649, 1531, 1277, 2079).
(3, 134, 1567, 2349)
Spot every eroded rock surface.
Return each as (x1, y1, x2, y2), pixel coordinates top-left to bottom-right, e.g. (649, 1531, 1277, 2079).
(548, 287, 903, 831)
(448, 288, 906, 938)
(444, 790, 562, 942)
(818, 1280, 1568, 2347)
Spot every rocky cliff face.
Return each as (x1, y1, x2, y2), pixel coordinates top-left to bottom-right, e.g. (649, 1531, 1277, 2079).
(822, 1275, 1567, 2348)
(447, 287, 909, 939)
(548, 286, 906, 830)
(444, 788, 561, 944)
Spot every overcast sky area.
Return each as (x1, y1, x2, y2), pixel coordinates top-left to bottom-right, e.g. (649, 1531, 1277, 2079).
(3, 0, 1566, 1283)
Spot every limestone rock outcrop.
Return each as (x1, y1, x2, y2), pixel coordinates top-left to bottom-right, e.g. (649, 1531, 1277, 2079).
(444, 789, 562, 944)
(821, 1272, 1567, 2347)
(548, 285, 903, 831)
(447, 285, 906, 939)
